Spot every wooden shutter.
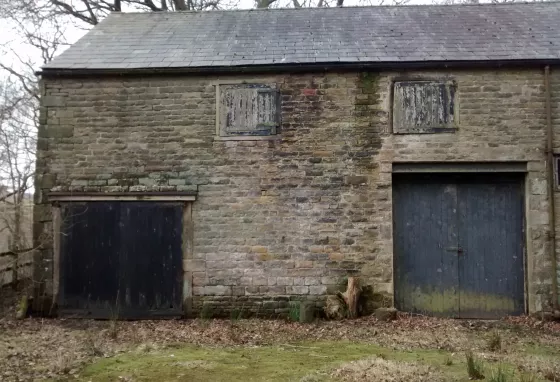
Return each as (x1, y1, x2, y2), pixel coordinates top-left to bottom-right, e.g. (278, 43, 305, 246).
(393, 81, 456, 134)
(220, 84, 280, 136)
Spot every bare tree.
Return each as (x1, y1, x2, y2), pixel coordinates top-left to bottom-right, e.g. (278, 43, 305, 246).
(0, 0, 62, 256)
(256, 0, 409, 9)
(0, 0, 238, 30)
(0, 0, 61, 292)
(0, 77, 35, 253)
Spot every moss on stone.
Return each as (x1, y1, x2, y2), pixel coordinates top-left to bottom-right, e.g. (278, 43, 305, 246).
(358, 72, 380, 94)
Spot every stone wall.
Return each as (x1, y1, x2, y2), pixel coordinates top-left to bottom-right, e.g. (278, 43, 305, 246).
(35, 67, 560, 316)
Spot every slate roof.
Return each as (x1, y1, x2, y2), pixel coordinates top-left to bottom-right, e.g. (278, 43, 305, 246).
(43, 2, 560, 71)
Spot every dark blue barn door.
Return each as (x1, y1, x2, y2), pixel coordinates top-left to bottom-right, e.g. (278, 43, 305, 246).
(58, 202, 183, 319)
(393, 174, 525, 318)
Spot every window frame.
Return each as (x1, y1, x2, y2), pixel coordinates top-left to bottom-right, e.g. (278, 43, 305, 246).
(391, 79, 458, 134)
(213, 80, 281, 141)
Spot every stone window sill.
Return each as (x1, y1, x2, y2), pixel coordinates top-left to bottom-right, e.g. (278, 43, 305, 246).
(213, 136, 281, 142)
(393, 127, 457, 134)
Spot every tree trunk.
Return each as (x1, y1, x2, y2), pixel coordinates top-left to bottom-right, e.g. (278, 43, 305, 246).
(173, 0, 187, 10)
(10, 252, 17, 290)
(10, 197, 22, 290)
(12, 198, 22, 251)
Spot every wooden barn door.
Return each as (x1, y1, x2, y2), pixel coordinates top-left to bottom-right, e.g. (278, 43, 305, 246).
(393, 180, 460, 316)
(58, 202, 183, 318)
(393, 174, 525, 318)
(456, 179, 525, 318)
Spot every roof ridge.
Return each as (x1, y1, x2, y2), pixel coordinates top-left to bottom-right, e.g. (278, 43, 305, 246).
(111, 1, 560, 15)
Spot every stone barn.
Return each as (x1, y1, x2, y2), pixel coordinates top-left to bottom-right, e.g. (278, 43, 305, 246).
(34, 3, 560, 319)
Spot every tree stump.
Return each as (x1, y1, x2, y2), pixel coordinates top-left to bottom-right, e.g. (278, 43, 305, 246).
(325, 277, 361, 319)
(339, 277, 360, 318)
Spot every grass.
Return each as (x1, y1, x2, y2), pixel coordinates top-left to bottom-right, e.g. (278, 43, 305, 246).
(488, 365, 511, 382)
(488, 331, 502, 352)
(466, 351, 485, 380)
(81, 342, 382, 382)
(522, 343, 560, 359)
(77, 341, 543, 382)
(288, 301, 300, 322)
(200, 304, 214, 320)
(519, 373, 537, 382)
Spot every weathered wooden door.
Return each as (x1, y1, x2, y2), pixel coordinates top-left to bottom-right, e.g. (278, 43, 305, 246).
(393, 174, 525, 318)
(58, 202, 183, 318)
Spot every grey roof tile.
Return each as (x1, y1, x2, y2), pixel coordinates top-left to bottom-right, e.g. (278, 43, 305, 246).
(43, 3, 560, 71)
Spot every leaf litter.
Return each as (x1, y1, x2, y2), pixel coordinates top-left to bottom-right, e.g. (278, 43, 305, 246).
(0, 308, 559, 381)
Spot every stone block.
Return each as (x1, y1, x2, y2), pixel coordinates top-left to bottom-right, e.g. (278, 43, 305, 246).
(139, 177, 157, 186)
(204, 286, 232, 296)
(70, 180, 88, 187)
(375, 307, 397, 321)
(530, 178, 547, 195)
(38, 174, 56, 189)
(309, 285, 327, 295)
(276, 277, 293, 286)
(34, 205, 52, 223)
(169, 178, 186, 186)
(46, 126, 74, 138)
(287, 286, 309, 294)
(345, 175, 368, 186)
(299, 301, 316, 323)
(43, 95, 66, 107)
(304, 277, 320, 286)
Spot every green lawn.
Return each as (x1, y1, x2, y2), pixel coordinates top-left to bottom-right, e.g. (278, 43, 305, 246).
(79, 341, 546, 382)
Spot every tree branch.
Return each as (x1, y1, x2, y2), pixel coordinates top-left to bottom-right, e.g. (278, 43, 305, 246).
(81, 0, 99, 25)
(49, 0, 99, 25)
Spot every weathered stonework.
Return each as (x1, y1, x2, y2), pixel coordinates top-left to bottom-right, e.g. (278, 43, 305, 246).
(34, 67, 560, 316)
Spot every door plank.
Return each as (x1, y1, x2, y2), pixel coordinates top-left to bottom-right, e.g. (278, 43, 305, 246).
(119, 202, 183, 318)
(59, 202, 121, 316)
(59, 202, 184, 319)
(457, 179, 525, 318)
(393, 176, 459, 316)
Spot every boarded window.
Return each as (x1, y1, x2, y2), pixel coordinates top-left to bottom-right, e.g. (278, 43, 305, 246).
(393, 81, 456, 134)
(219, 84, 280, 136)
